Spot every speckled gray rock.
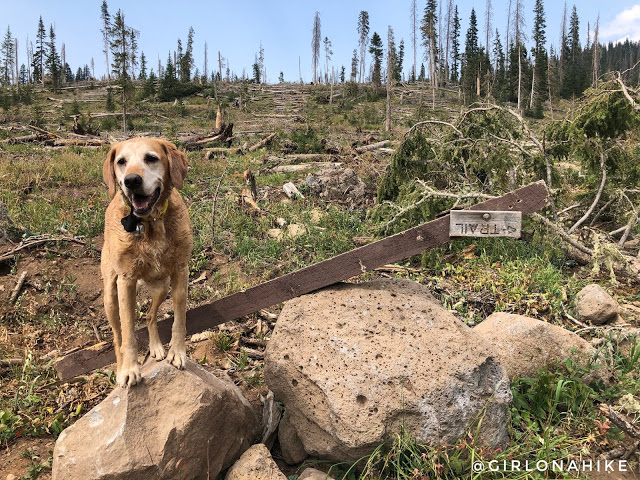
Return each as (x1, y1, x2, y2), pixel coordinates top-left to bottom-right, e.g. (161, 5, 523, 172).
(575, 284, 619, 325)
(265, 279, 512, 463)
(52, 360, 259, 480)
(474, 312, 594, 379)
(305, 168, 365, 204)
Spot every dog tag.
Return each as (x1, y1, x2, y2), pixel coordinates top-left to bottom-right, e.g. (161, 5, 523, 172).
(135, 223, 145, 236)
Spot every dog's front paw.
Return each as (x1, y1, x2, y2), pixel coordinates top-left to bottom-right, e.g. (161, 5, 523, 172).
(117, 364, 142, 388)
(166, 345, 186, 369)
(149, 340, 166, 361)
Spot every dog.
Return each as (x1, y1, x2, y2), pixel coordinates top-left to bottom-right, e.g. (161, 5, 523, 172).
(101, 137, 193, 388)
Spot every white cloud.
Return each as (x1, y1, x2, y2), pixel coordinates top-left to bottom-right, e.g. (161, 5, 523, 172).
(601, 5, 640, 43)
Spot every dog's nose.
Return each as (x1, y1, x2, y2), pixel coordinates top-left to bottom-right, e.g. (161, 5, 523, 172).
(124, 174, 143, 189)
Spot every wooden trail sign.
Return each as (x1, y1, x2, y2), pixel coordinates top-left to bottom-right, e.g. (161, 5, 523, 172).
(55, 181, 547, 380)
(449, 210, 522, 238)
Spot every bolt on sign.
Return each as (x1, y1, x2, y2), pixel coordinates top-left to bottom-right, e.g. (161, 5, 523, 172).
(449, 210, 522, 238)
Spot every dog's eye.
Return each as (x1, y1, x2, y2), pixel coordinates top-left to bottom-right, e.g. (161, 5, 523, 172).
(116, 158, 126, 166)
(145, 155, 159, 164)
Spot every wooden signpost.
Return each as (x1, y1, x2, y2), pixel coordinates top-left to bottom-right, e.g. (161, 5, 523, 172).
(54, 181, 548, 380)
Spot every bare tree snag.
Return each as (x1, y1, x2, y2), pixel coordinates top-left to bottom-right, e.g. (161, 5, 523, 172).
(244, 170, 258, 200)
(215, 104, 223, 131)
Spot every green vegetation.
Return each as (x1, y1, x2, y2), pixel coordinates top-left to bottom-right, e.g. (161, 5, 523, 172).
(1, 69, 640, 479)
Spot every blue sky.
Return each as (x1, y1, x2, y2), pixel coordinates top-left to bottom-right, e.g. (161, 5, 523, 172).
(1, 1, 639, 83)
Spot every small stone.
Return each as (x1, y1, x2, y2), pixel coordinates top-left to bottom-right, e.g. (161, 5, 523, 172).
(575, 284, 619, 325)
(224, 444, 287, 480)
(298, 468, 335, 480)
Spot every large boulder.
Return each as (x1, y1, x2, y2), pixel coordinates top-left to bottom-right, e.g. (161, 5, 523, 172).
(52, 360, 260, 480)
(224, 444, 286, 480)
(575, 284, 619, 325)
(264, 279, 512, 463)
(474, 312, 594, 379)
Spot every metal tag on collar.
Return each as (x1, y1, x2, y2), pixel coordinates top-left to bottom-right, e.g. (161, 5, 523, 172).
(135, 223, 145, 235)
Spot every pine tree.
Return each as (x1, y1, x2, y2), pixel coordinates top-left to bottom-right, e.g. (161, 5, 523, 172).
(561, 5, 586, 98)
(1, 26, 15, 85)
(395, 39, 405, 81)
(139, 51, 147, 80)
(76, 66, 83, 82)
(492, 28, 506, 99)
(369, 32, 383, 86)
(32, 17, 46, 85)
(179, 27, 194, 82)
(419, 63, 426, 81)
(109, 9, 138, 131)
(64, 63, 74, 83)
(530, 0, 548, 115)
(340, 65, 345, 82)
(461, 8, 479, 102)
(357, 11, 370, 83)
(19, 64, 28, 85)
(421, 0, 439, 86)
(351, 49, 358, 82)
(44, 25, 61, 91)
(450, 6, 460, 83)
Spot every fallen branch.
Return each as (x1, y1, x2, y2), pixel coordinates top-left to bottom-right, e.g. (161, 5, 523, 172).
(10, 271, 28, 303)
(599, 404, 640, 439)
(0, 235, 86, 264)
(568, 151, 606, 234)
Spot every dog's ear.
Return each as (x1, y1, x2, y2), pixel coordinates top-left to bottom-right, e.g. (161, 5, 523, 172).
(103, 146, 117, 199)
(163, 141, 188, 190)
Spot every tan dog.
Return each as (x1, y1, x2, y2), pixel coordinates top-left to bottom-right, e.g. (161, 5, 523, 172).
(101, 138, 193, 387)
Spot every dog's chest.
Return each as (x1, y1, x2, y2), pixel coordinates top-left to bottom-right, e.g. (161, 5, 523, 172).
(121, 228, 174, 280)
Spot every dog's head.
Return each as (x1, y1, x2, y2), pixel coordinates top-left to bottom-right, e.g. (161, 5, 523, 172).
(103, 138, 188, 216)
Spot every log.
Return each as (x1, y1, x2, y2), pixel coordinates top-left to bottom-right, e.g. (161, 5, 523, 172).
(355, 140, 391, 153)
(0, 133, 50, 144)
(268, 162, 343, 173)
(248, 133, 276, 152)
(54, 181, 548, 380)
(46, 137, 108, 147)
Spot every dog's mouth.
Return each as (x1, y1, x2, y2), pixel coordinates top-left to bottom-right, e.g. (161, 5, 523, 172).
(130, 187, 161, 216)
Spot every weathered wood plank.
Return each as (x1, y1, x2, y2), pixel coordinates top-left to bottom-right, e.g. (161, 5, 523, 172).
(54, 181, 547, 380)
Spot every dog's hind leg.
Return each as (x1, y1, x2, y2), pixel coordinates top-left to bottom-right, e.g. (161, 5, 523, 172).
(166, 265, 188, 369)
(146, 279, 169, 361)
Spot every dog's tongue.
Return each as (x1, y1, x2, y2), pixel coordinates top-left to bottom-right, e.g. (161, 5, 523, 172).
(132, 193, 152, 211)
